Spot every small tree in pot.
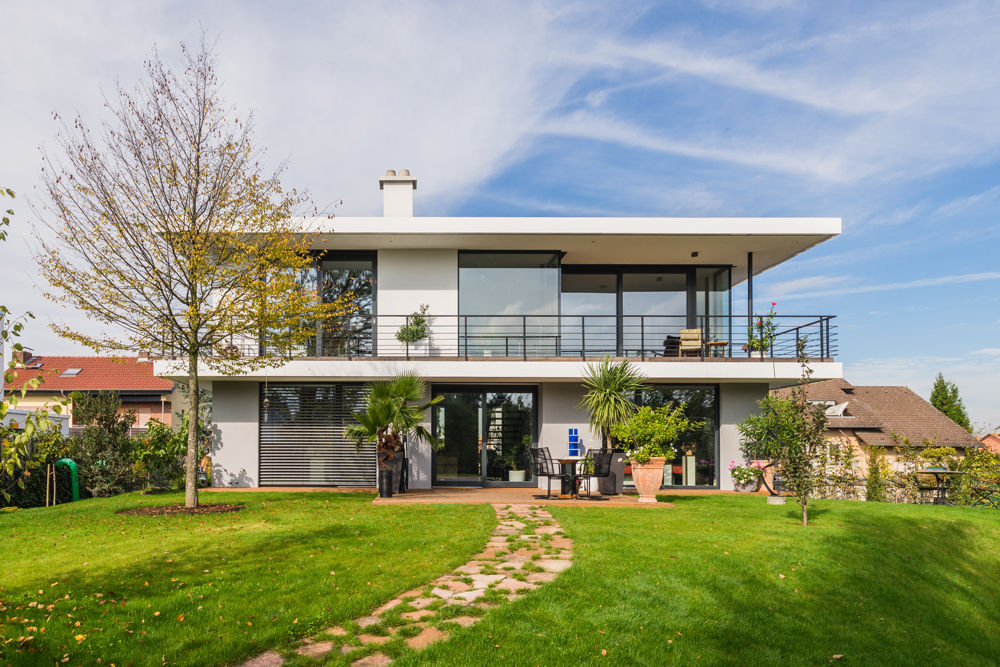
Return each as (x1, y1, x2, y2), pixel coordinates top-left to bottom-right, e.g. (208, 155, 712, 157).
(346, 373, 442, 497)
(610, 403, 702, 503)
(579, 356, 647, 495)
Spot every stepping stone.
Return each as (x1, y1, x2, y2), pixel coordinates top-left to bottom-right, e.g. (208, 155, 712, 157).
(502, 521, 527, 530)
(406, 626, 449, 649)
(356, 616, 381, 629)
(470, 574, 505, 587)
(536, 525, 561, 535)
(341, 645, 355, 655)
(448, 615, 481, 627)
(455, 564, 483, 575)
(325, 625, 348, 636)
(296, 641, 334, 658)
(536, 559, 573, 573)
(431, 587, 454, 599)
(526, 572, 559, 584)
(401, 609, 435, 621)
(358, 634, 392, 645)
(550, 538, 574, 549)
(352, 654, 392, 667)
(400, 588, 424, 599)
(242, 651, 284, 667)
(374, 598, 401, 615)
(409, 597, 437, 609)
(452, 588, 486, 602)
(443, 580, 472, 592)
(494, 578, 537, 592)
(498, 561, 524, 570)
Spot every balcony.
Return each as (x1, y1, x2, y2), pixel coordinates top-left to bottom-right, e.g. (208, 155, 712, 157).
(229, 314, 837, 361)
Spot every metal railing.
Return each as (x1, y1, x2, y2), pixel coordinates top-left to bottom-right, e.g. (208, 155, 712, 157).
(217, 313, 836, 361)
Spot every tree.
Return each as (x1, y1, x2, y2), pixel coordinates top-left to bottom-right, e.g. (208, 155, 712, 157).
(34, 40, 351, 508)
(579, 356, 648, 449)
(1, 188, 66, 502)
(929, 373, 972, 432)
(738, 341, 828, 526)
(68, 391, 140, 497)
(345, 374, 441, 482)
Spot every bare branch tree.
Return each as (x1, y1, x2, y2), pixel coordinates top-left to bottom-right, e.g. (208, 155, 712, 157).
(34, 38, 350, 508)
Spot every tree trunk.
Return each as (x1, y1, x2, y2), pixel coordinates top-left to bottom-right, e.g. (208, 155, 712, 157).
(185, 355, 199, 508)
(801, 500, 808, 527)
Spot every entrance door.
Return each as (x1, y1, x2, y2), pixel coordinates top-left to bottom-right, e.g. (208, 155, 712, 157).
(432, 386, 537, 486)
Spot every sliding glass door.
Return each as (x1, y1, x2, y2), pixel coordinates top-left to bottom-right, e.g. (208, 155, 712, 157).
(432, 386, 536, 486)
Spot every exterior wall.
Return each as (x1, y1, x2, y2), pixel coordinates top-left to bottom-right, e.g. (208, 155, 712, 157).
(12, 394, 171, 427)
(211, 381, 260, 487)
(376, 249, 459, 356)
(718, 383, 769, 490)
(538, 383, 600, 461)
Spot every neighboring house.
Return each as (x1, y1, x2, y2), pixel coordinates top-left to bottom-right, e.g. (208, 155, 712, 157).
(156, 170, 842, 490)
(773, 378, 981, 467)
(981, 433, 1000, 453)
(3, 351, 175, 429)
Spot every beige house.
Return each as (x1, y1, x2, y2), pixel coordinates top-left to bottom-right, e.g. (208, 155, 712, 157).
(774, 379, 981, 468)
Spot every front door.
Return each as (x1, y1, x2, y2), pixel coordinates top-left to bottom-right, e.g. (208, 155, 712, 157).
(431, 386, 537, 487)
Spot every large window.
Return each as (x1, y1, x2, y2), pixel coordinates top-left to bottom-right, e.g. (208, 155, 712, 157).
(627, 385, 718, 488)
(560, 273, 617, 355)
(696, 267, 731, 345)
(459, 252, 559, 356)
(315, 252, 376, 356)
(622, 272, 688, 355)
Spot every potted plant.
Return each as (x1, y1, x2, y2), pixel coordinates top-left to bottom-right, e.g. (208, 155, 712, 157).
(579, 356, 647, 495)
(744, 302, 778, 357)
(396, 304, 430, 355)
(610, 403, 703, 503)
(728, 459, 765, 493)
(505, 434, 532, 482)
(345, 373, 442, 498)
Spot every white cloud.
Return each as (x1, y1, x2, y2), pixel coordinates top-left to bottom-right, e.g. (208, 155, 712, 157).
(778, 271, 1000, 300)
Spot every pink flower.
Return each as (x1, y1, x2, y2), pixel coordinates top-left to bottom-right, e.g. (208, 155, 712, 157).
(771, 302, 776, 307)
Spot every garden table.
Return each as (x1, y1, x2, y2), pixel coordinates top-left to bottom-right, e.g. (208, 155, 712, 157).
(917, 469, 964, 505)
(556, 456, 584, 499)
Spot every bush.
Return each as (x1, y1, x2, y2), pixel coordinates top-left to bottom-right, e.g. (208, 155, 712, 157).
(953, 448, 1000, 506)
(0, 430, 73, 508)
(132, 418, 186, 490)
(66, 391, 141, 497)
(865, 445, 890, 502)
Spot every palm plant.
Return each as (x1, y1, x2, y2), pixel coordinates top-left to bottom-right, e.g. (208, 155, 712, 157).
(345, 373, 443, 470)
(578, 356, 648, 450)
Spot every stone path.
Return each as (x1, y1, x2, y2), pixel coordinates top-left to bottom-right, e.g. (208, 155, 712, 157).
(237, 504, 573, 667)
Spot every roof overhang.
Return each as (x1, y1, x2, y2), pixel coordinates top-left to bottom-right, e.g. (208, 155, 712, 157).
(292, 216, 841, 283)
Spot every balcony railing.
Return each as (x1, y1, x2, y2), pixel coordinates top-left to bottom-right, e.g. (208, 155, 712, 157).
(219, 314, 836, 361)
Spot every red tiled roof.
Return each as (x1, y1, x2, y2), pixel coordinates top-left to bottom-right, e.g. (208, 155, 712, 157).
(773, 379, 980, 449)
(4, 356, 174, 393)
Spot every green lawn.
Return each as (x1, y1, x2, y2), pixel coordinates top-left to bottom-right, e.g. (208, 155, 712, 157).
(6, 493, 1000, 666)
(0, 492, 493, 666)
(406, 496, 1000, 666)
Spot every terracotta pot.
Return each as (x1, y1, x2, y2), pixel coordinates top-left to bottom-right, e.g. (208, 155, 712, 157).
(632, 457, 666, 503)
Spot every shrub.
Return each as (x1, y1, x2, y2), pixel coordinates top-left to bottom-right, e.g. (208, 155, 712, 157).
(952, 448, 1000, 506)
(132, 418, 186, 490)
(610, 403, 703, 464)
(66, 391, 141, 497)
(865, 445, 890, 502)
(396, 304, 430, 343)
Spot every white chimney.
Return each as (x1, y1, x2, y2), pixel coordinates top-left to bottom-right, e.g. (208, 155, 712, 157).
(379, 169, 417, 217)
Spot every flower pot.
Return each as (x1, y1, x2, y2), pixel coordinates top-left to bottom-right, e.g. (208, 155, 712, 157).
(405, 338, 429, 358)
(378, 469, 394, 498)
(508, 469, 526, 483)
(766, 495, 786, 505)
(733, 479, 761, 493)
(632, 457, 666, 503)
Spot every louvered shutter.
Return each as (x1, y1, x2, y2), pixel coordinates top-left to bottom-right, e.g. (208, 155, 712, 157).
(258, 383, 375, 486)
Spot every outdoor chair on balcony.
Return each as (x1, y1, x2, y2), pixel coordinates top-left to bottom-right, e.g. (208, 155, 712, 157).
(530, 447, 572, 499)
(679, 328, 703, 357)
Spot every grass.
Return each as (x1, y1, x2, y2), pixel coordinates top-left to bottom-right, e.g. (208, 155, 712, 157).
(403, 495, 1000, 666)
(0, 491, 493, 666)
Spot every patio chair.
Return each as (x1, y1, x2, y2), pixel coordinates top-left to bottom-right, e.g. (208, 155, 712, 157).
(679, 328, 703, 357)
(530, 447, 572, 499)
(578, 448, 612, 497)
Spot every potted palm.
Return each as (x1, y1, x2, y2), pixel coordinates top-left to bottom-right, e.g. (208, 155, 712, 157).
(579, 356, 647, 495)
(346, 373, 442, 497)
(611, 403, 703, 503)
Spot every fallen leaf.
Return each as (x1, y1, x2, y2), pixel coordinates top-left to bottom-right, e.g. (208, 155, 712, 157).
(74, 634, 86, 642)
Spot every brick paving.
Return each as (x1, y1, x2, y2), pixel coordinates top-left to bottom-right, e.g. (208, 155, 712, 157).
(236, 504, 572, 667)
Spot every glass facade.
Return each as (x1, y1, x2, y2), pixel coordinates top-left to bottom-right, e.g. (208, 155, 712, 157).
(458, 252, 560, 356)
(560, 272, 617, 355)
(316, 254, 376, 356)
(696, 267, 731, 345)
(622, 272, 688, 355)
(432, 386, 536, 485)
(625, 385, 718, 488)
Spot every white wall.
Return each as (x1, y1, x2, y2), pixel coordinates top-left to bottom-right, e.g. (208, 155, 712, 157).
(718, 383, 768, 490)
(376, 249, 458, 356)
(538, 382, 598, 470)
(211, 381, 259, 487)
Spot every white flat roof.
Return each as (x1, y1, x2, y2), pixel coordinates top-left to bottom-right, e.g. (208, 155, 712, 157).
(293, 216, 841, 282)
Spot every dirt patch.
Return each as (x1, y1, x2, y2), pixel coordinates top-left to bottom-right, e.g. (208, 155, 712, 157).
(117, 503, 244, 517)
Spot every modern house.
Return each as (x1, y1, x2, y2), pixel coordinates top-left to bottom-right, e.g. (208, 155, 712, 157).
(4, 351, 176, 429)
(773, 378, 981, 466)
(157, 171, 842, 491)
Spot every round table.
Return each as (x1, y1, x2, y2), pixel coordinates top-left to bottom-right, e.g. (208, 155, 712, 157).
(556, 457, 583, 499)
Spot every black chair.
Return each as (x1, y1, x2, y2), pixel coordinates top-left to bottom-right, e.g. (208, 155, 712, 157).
(531, 447, 572, 498)
(579, 448, 612, 497)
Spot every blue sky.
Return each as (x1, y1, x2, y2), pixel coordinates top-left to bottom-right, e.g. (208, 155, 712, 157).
(1, 1, 997, 429)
